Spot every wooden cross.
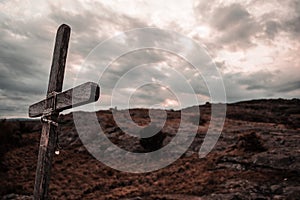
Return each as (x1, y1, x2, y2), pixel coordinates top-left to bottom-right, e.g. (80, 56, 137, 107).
(28, 24, 100, 200)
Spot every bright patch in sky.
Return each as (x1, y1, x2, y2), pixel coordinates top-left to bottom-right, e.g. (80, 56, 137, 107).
(162, 98, 179, 108)
(0, 0, 299, 117)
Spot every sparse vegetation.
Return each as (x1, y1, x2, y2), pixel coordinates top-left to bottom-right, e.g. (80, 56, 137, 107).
(1, 99, 299, 199)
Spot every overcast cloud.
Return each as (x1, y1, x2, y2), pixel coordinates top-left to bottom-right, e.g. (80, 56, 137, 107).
(0, 0, 299, 118)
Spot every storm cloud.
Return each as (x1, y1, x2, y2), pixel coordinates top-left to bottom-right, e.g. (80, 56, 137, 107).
(0, 0, 299, 118)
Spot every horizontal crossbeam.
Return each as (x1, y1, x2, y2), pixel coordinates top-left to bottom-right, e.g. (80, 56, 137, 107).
(29, 82, 100, 117)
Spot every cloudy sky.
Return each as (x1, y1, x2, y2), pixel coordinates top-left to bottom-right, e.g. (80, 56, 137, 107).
(0, 0, 299, 118)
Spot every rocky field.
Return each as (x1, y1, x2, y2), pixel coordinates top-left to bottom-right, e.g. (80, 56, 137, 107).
(0, 99, 300, 199)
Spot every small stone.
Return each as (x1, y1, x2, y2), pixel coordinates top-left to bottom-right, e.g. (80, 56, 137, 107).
(271, 185, 283, 194)
(273, 195, 285, 200)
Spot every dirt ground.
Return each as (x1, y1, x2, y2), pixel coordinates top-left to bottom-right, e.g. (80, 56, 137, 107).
(1, 99, 300, 199)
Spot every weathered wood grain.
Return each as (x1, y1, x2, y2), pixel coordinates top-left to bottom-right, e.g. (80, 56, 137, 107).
(33, 24, 70, 200)
(47, 24, 70, 93)
(30, 24, 101, 200)
(29, 82, 100, 117)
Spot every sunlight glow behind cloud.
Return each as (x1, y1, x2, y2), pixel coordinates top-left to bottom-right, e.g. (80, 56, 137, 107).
(0, 0, 299, 117)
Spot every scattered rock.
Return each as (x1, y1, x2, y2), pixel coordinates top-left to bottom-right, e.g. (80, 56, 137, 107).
(1, 194, 33, 200)
(1, 99, 300, 199)
(270, 185, 283, 194)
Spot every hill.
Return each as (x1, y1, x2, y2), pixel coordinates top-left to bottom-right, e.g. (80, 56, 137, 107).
(0, 99, 299, 199)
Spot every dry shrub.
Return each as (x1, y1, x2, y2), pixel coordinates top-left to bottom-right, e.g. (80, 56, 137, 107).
(139, 124, 167, 151)
(237, 132, 266, 152)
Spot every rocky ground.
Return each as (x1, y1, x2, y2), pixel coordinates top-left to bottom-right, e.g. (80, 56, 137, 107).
(0, 99, 300, 199)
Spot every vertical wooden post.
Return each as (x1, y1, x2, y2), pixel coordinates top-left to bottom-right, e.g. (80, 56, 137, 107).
(33, 24, 70, 200)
